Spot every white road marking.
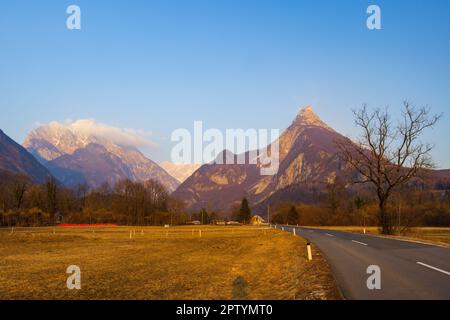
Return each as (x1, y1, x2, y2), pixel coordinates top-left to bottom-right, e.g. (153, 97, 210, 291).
(417, 262, 450, 276)
(325, 233, 334, 237)
(352, 240, 368, 246)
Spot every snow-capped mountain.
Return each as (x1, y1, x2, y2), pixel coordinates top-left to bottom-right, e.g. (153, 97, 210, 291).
(23, 120, 179, 191)
(160, 162, 201, 183)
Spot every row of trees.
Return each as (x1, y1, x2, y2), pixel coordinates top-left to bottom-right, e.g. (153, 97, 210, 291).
(0, 172, 188, 227)
(192, 198, 254, 224)
(0, 173, 71, 226)
(0, 172, 267, 227)
(269, 188, 450, 228)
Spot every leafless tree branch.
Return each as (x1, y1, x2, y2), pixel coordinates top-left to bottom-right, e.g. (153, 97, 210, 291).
(336, 102, 441, 234)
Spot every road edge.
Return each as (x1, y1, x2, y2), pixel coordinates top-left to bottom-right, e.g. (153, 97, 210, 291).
(300, 226, 450, 249)
(274, 225, 345, 300)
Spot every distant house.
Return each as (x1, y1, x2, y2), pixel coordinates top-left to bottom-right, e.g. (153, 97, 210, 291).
(186, 220, 201, 225)
(250, 215, 265, 225)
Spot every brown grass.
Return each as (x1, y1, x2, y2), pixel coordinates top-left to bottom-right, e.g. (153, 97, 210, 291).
(0, 226, 340, 300)
(309, 226, 450, 247)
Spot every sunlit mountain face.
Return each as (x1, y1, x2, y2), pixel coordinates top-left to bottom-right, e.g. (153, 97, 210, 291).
(173, 106, 354, 215)
(23, 121, 179, 191)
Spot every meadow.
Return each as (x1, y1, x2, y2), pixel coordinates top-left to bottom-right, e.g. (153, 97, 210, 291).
(0, 226, 339, 300)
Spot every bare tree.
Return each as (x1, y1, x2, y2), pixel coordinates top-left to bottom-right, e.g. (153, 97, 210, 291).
(45, 177, 58, 217)
(337, 102, 441, 234)
(13, 176, 28, 209)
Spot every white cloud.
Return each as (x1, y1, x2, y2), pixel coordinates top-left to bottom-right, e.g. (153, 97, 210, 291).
(46, 119, 157, 149)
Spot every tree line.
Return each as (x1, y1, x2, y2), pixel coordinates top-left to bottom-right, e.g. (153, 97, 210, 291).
(191, 198, 254, 224)
(0, 170, 188, 227)
(269, 181, 450, 229)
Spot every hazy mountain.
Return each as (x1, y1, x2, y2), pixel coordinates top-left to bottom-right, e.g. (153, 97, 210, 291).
(0, 129, 52, 183)
(173, 106, 352, 215)
(160, 162, 201, 183)
(23, 121, 179, 191)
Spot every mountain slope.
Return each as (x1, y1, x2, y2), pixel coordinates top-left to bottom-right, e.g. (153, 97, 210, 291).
(23, 121, 179, 191)
(173, 154, 262, 212)
(47, 143, 134, 188)
(173, 106, 351, 215)
(0, 129, 52, 183)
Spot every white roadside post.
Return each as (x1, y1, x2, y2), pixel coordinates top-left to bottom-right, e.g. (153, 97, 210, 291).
(129, 230, 132, 239)
(363, 228, 366, 234)
(307, 243, 313, 261)
(282, 227, 284, 231)
(293, 228, 296, 236)
(199, 230, 202, 238)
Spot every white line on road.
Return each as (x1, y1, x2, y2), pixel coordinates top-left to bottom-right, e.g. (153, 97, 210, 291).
(417, 262, 450, 276)
(325, 233, 334, 237)
(351, 240, 368, 246)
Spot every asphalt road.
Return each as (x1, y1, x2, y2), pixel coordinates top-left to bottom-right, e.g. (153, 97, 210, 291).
(277, 226, 450, 300)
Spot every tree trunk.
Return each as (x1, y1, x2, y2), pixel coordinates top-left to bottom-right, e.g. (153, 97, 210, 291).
(379, 198, 392, 235)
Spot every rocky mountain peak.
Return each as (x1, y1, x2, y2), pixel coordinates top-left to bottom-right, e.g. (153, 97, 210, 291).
(174, 104, 344, 215)
(292, 106, 331, 130)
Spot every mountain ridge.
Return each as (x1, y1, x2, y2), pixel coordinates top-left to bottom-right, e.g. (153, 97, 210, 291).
(23, 121, 179, 191)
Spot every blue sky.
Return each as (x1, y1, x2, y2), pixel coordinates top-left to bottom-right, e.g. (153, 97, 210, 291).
(0, 0, 449, 167)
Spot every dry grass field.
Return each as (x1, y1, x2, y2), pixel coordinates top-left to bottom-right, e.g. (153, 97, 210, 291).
(310, 226, 450, 247)
(0, 226, 340, 300)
